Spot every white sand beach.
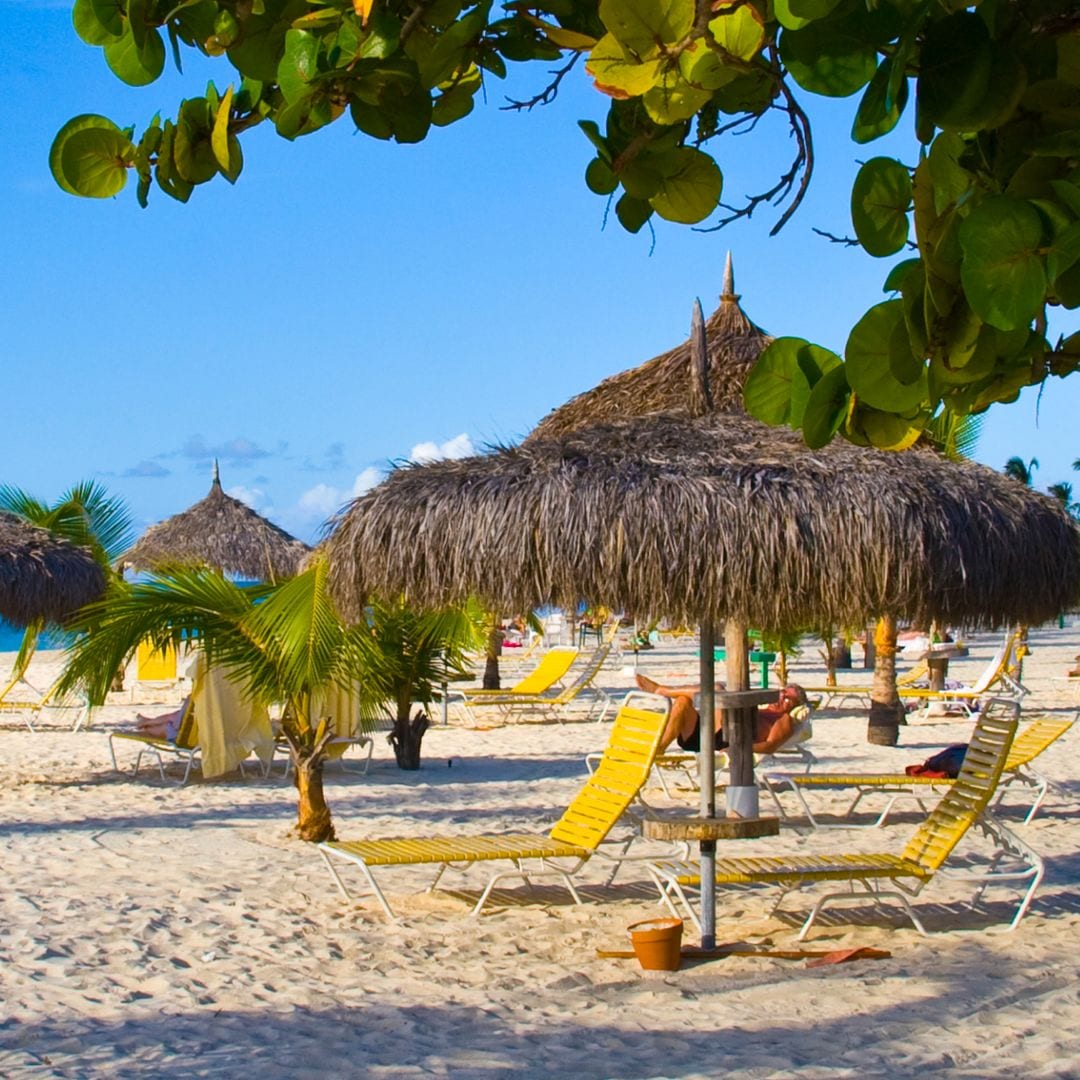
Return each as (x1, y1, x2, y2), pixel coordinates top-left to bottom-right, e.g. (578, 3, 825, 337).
(2, 626, 1079, 1078)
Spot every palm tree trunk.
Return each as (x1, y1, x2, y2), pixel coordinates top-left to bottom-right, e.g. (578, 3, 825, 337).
(390, 694, 430, 769)
(286, 724, 337, 842)
(293, 753, 335, 842)
(482, 619, 503, 690)
(867, 615, 905, 746)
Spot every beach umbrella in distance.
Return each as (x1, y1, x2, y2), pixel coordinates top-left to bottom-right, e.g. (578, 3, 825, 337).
(122, 463, 310, 581)
(0, 512, 106, 626)
(320, 262, 1080, 944)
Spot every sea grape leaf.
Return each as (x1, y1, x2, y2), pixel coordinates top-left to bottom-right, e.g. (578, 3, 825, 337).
(598, 0, 694, 55)
(772, 0, 810, 32)
(648, 147, 722, 224)
(73, 0, 122, 44)
(845, 300, 928, 411)
(851, 157, 912, 257)
(585, 157, 618, 194)
(59, 126, 133, 198)
(679, 42, 739, 90)
(707, 3, 764, 64)
(587, 34, 662, 97)
(780, 23, 877, 98)
(174, 97, 218, 183)
(927, 131, 971, 214)
(104, 25, 166, 85)
(643, 72, 711, 123)
(849, 406, 924, 450)
(883, 258, 921, 293)
(790, 343, 842, 429)
(278, 29, 321, 104)
(802, 366, 850, 449)
(742, 336, 805, 425)
(853, 58, 908, 143)
(50, 114, 124, 195)
(917, 12, 992, 130)
(959, 196, 1047, 330)
(786, 0, 843, 19)
(615, 193, 653, 232)
(743, 337, 840, 427)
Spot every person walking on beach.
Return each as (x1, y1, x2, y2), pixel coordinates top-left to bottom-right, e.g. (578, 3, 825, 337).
(636, 673, 808, 753)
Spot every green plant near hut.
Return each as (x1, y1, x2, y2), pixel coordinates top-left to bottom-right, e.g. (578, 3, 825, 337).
(360, 595, 485, 767)
(54, 558, 481, 840)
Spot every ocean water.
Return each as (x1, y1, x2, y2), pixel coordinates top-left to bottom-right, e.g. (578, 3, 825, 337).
(0, 621, 74, 653)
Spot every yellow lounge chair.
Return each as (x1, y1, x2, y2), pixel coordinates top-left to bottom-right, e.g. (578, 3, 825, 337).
(647, 700, 1043, 937)
(109, 694, 200, 785)
(800, 660, 929, 709)
(447, 646, 580, 723)
(108, 659, 274, 784)
(898, 631, 1028, 718)
(460, 642, 615, 724)
(318, 691, 669, 920)
(764, 714, 1075, 829)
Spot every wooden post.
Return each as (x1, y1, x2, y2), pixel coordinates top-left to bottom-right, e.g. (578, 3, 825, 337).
(723, 619, 757, 816)
(698, 619, 717, 949)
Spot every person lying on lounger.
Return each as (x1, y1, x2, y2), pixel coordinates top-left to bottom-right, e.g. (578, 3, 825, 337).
(134, 700, 190, 741)
(635, 674, 808, 753)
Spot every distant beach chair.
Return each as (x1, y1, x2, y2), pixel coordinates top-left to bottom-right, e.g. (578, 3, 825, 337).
(800, 660, 929, 709)
(317, 691, 670, 920)
(647, 699, 1043, 937)
(447, 646, 579, 723)
(898, 631, 1027, 718)
(0, 677, 90, 733)
(764, 713, 1075, 829)
(457, 643, 615, 724)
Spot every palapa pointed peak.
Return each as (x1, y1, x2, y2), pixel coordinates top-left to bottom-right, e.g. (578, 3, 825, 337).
(720, 251, 741, 303)
(688, 297, 713, 418)
(211, 459, 222, 489)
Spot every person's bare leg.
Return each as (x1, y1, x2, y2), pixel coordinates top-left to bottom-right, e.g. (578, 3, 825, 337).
(660, 695, 699, 751)
(635, 672, 662, 695)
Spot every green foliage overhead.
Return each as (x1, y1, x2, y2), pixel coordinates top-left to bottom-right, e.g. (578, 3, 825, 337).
(55, 0, 1080, 442)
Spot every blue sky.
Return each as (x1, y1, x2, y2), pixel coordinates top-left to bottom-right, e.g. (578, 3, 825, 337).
(2, 2, 1078, 544)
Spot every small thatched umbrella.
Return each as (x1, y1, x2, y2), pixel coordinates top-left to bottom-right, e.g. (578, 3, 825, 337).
(0, 512, 106, 626)
(123, 464, 310, 581)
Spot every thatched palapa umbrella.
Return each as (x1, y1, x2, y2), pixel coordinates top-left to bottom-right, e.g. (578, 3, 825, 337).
(322, 259, 1080, 942)
(0, 512, 106, 626)
(123, 463, 310, 580)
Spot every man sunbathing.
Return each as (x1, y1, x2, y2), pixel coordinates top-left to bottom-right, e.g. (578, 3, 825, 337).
(636, 674, 808, 753)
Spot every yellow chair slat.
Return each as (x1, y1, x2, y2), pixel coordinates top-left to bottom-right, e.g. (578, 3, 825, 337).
(327, 833, 589, 867)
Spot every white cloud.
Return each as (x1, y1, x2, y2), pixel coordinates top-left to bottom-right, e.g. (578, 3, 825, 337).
(297, 483, 343, 519)
(227, 484, 269, 512)
(409, 433, 474, 463)
(295, 468, 384, 521)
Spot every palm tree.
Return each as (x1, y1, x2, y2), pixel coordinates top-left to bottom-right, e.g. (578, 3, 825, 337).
(55, 559, 482, 840)
(1003, 456, 1039, 485)
(1048, 481, 1079, 518)
(0, 481, 133, 689)
(362, 596, 484, 767)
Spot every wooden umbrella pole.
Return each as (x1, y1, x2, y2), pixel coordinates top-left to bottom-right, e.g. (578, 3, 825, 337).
(698, 619, 717, 949)
(724, 618, 759, 819)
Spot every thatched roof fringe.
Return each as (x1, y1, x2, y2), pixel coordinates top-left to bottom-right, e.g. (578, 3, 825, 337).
(323, 413, 1080, 632)
(0, 513, 106, 626)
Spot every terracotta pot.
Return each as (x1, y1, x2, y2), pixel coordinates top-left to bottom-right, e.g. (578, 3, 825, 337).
(628, 918, 683, 971)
